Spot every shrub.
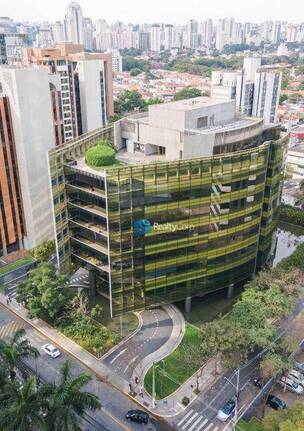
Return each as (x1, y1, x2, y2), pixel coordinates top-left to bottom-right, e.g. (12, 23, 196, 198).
(182, 396, 190, 406)
(85, 142, 115, 167)
(279, 204, 304, 226)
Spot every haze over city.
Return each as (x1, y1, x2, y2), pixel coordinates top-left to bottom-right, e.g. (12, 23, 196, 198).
(0, 0, 303, 23)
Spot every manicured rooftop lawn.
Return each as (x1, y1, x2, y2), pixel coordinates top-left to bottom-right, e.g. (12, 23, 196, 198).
(0, 256, 35, 277)
(144, 323, 202, 399)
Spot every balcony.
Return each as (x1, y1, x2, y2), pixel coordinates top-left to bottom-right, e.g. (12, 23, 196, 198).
(71, 236, 109, 256)
(69, 218, 107, 237)
(67, 182, 106, 199)
(71, 252, 109, 273)
(68, 200, 107, 218)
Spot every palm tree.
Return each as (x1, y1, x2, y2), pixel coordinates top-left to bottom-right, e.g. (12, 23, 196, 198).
(0, 377, 46, 431)
(0, 328, 39, 381)
(43, 361, 101, 431)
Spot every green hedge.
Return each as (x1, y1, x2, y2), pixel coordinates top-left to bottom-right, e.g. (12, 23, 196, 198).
(279, 204, 304, 227)
(85, 142, 115, 167)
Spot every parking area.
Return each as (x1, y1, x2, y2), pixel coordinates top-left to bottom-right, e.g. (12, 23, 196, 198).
(265, 382, 304, 415)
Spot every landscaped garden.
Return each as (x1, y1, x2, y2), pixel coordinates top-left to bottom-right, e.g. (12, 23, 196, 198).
(84, 139, 123, 170)
(15, 263, 121, 357)
(144, 242, 304, 399)
(0, 256, 35, 277)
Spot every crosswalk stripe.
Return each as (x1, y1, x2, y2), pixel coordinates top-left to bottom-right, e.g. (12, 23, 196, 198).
(212, 427, 219, 431)
(204, 423, 215, 431)
(187, 416, 205, 431)
(177, 410, 194, 427)
(196, 419, 209, 431)
(182, 413, 199, 429)
(0, 320, 26, 339)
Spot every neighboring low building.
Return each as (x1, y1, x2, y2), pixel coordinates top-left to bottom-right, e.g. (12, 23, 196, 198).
(286, 144, 304, 179)
(49, 97, 287, 317)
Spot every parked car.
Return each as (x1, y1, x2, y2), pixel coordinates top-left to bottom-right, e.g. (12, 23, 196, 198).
(267, 394, 287, 410)
(288, 369, 304, 386)
(279, 376, 304, 394)
(252, 377, 262, 388)
(294, 362, 304, 374)
(125, 410, 149, 425)
(41, 344, 61, 358)
(216, 399, 236, 422)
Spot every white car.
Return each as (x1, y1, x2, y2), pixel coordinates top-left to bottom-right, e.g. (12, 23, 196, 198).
(216, 399, 236, 422)
(279, 376, 304, 394)
(42, 343, 61, 358)
(288, 369, 304, 386)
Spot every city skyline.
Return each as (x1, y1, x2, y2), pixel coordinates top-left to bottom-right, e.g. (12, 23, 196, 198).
(1, 0, 303, 24)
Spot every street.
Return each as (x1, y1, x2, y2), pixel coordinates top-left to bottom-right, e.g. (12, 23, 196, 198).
(0, 304, 171, 431)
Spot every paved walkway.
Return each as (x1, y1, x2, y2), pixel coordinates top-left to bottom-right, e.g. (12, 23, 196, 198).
(0, 291, 189, 417)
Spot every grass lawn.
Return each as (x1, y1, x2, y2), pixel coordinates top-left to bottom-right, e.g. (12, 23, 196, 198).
(236, 418, 263, 431)
(0, 256, 35, 277)
(144, 324, 202, 399)
(89, 295, 139, 337)
(175, 288, 241, 327)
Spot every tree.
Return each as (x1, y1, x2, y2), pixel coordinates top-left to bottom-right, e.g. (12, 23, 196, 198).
(0, 328, 39, 381)
(146, 97, 163, 106)
(43, 361, 101, 431)
(174, 87, 202, 101)
(130, 68, 142, 76)
(262, 401, 304, 431)
(16, 263, 69, 323)
(179, 341, 208, 391)
(259, 352, 287, 383)
(114, 90, 146, 114)
(0, 377, 46, 431)
(30, 240, 55, 263)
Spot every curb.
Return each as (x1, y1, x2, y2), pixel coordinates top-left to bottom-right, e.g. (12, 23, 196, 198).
(100, 311, 143, 361)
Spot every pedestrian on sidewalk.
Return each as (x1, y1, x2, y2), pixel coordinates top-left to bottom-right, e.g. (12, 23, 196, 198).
(139, 385, 144, 398)
(6, 295, 9, 305)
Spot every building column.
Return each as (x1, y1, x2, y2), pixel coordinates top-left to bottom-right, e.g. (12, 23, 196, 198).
(227, 283, 234, 299)
(89, 269, 96, 297)
(185, 297, 192, 313)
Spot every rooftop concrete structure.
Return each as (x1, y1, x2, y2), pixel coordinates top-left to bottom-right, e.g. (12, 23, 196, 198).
(114, 97, 264, 163)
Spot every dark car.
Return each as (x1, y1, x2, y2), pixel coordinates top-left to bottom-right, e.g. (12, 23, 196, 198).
(126, 410, 149, 424)
(267, 394, 287, 410)
(217, 399, 236, 422)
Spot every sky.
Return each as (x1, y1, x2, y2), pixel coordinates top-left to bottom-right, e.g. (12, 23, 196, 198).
(0, 0, 302, 24)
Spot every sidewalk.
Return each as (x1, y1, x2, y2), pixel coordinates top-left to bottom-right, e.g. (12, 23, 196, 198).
(0, 291, 203, 417)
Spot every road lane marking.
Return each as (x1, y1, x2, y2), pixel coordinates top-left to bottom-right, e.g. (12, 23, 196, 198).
(110, 348, 127, 364)
(0, 320, 26, 339)
(204, 423, 215, 431)
(196, 418, 209, 431)
(182, 412, 199, 429)
(123, 355, 139, 373)
(188, 415, 205, 431)
(177, 409, 194, 426)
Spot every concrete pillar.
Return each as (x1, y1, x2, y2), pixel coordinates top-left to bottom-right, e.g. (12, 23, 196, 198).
(89, 269, 96, 297)
(185, 296, 192, 313)
(227, 283, 234, 299)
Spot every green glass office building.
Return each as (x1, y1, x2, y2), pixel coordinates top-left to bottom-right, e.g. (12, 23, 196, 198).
(49, 98, 287, 316)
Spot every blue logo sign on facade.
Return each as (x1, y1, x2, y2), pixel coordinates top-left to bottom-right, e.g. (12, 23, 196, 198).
(133, 219, 152, 237)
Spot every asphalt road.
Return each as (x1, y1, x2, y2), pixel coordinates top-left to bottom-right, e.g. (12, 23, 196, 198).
(103, 308, 173, 382)
(0, 304, 171, 431)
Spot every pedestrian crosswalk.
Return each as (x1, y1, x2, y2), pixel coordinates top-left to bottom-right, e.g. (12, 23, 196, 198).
(176, 409, 219, 431)
(0, 319, 27, 339)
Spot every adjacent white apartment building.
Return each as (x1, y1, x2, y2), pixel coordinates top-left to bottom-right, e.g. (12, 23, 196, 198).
(0, 67, 56, 248)
(211, 57, 282, 124)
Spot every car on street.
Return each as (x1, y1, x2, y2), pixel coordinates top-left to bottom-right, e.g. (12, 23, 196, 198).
(267, 394, 287, 410)
(279, 376, 304, 394)
(126, 410, 149, 425)
(216, 399, 236, 422)
(41, 343, 61, 358)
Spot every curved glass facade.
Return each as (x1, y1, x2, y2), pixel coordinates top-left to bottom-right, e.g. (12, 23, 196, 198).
(49, 125, 287, 316)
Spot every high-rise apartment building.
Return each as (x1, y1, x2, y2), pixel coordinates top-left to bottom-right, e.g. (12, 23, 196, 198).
(83, 17, 94, 51)
(49, 97, 286, 316)
(186, 20, 198, 49)
(64, 2, 84, 45)
(109, 49, 123, 73)
(0, 67, 56, 251)
(150, 24, 161, 52)
(139, 31, 150, 51)
(164, 24, 174, 50)
(211, 57, 282, 124)
(22, 43, 114, 144)
(52, 21, 65, 44)
(0, 93, 25, 257)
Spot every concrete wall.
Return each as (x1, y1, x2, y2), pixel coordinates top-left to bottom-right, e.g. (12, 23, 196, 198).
(0, 67, 56, 249)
